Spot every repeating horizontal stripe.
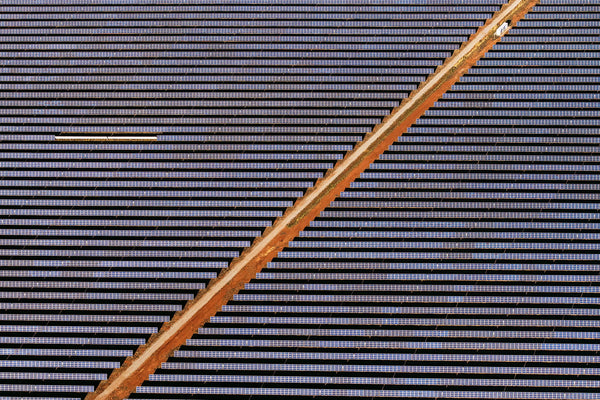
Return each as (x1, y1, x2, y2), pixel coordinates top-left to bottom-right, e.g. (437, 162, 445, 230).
(0, 0, 495, 399)
(134, 1, 600, 399)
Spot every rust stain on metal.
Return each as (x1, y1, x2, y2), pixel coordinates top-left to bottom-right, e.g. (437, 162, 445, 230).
(86, 1, 539, 399)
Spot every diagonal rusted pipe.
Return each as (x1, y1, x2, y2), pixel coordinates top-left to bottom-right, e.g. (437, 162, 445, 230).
(87, 1, 539, 398)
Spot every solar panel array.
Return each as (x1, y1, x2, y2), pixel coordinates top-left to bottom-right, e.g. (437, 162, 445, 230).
(0, 0, 507, 398)
(130, 1, 600, 399)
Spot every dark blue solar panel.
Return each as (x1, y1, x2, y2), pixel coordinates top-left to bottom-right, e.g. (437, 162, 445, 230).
(0, 0, 502, 398)
(131, 1, 600, 399)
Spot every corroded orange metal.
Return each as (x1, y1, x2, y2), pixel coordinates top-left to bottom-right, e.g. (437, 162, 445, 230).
(86, 1, 540, 399)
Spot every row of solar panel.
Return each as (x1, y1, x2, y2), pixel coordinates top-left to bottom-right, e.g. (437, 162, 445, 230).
(0, 20, 486, 27)
(132, 388, 600, 399)
(1, 45, 461, 52)
(0, 27, 477, 35)
(0, 5, 503, 12)
(5, 172, 600, 181)
(0, 0, 507, 4)
(154, 362, 599, 375)
(0, 99, 400, 108)
(5, 133, 600, 142)
(3, 182, 598, 191)
(3, 201, 599, 213)
(2, 302, 185, 311)
(0, 12, 496, 19)
(267, 261, 600, 271)
(225, 304, 600, 314)
(0, 229, 261, 238)
(3, 107, 600, 116)
(0, 36, 467, 43)
(0, 143, 351, 150)
(299, 230, 600, 239)
(2, 289, 195, 301)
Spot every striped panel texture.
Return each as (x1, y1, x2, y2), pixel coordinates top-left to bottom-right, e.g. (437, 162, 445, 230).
(0, 0, 505, 398)
(130, 1, 600, 399)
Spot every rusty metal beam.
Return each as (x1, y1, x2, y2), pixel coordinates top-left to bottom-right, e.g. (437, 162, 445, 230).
(86, 1, 539, 398)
